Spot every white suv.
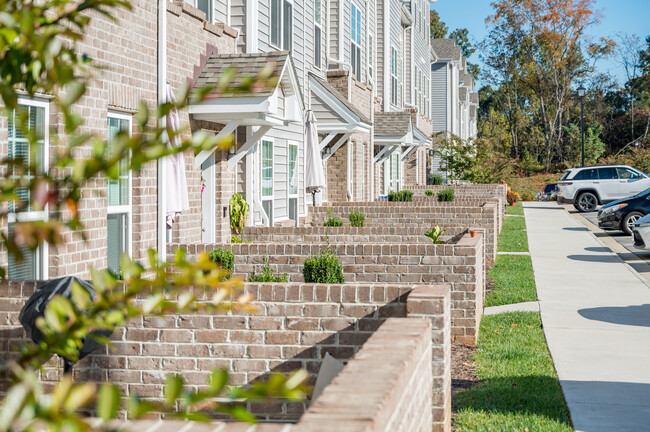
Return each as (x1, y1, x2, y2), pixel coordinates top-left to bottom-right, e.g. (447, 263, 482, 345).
(557, 165, 650, 212)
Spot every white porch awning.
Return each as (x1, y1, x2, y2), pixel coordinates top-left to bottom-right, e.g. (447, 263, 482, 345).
(189, 51, 304, 169)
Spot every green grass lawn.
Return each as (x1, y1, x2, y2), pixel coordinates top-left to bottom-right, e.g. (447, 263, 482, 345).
(505, 203, 524, 216)
(485, 255, 537, 307)
(453, 312, 573, 432)
(498, 216, 529, 252)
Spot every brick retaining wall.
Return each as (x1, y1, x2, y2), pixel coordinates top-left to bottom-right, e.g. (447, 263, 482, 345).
(0, 281, 452, 430)
(173, 233, 484, 344)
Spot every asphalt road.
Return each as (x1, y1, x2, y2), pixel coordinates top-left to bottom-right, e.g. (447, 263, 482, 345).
(576, 208, 650, 260)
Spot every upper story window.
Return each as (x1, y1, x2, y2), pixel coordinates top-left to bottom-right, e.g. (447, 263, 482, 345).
(391, 47, 398, 106)
(314, 0, 322, 68)
(368, 34, 374, 78)
(185, 0, 212, 22)
(350, 2, 362, 80)
(8, 98, 49, 280)
(271, 0, 293, 51)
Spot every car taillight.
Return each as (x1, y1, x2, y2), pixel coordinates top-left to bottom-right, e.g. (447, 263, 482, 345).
(559, 182, 573, 186)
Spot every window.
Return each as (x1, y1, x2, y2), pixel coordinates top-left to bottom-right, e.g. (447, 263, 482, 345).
(389, 152, 401, 191)
(368, 34, 374, 78)
(572, 168, 598, 180)
(185, 0, 212, 22)
(314, 0, 322, 68)
(107, 113, 132, 276)
(616, 167, 640, 180)
(391, 47, 398, 106)
(271, 0, 293, 51)
(7, 99, 48, 280)
(350, 2, 362, 79)
(288, 143, 298, 196)
(598, 167, 618, 180)
(261, 140, 274, 225)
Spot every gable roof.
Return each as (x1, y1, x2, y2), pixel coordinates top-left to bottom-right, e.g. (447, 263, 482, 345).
(309, 73, 371, 125)
(460, 72, 474, 88)
(470, 93, 479, 104)
(194, 51, 299, 100)
(374, 112, 412, 138)
(430, 39, 462, 62)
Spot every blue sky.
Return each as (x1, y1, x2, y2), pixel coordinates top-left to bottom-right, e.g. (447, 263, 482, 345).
(430, 0, 650, 87)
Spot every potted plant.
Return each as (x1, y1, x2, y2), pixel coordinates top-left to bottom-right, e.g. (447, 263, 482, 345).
(469, 229, 478, 238)
(229, 193, 250, 234)
(507, 191, 520, 206)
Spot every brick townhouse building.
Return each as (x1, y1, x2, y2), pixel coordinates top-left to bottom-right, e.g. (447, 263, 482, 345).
(2, 0, 437, 280)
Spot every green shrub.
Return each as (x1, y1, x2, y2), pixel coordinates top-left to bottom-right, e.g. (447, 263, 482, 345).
(349, 209, 365, 227)
(208, 247, 235, 279)
(323, 207, 344, 227)
(388, 190, 414, 202)
(430, 173, 444, 185)
(520, 191, 534, 201)
(231, 235, 251, 243)
(249, 256, 288, 282)
(303, 246, 345, 284)
(424, 189, 435, 196)
(437, 188, 455, 202)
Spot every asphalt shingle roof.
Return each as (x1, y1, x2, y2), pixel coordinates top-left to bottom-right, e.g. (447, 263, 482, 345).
(374, 112, 412, 137)
(470, 93, 479, 104)
(430, 39, 462, 61)
(309, 73, 371, 125)
(459, 87, 468, 101)
(193, 51, 289, 98)
(460, 72, 474, 88)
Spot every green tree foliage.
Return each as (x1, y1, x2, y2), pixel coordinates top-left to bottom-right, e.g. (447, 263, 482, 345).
(449, 28, 481, 78)
(435, 134, 477, 181)
(429, 10, 448, 39)
(0, 1, 306, 428)
(562, 123, 606, 166)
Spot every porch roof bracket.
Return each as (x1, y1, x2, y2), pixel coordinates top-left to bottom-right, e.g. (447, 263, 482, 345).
(227, 125, 272, 170)
(319, 131, 338, 151)
(401, 145, 417, 162)
(374, 144, 397, 163)
(322, 132, 352, 161)
(194, 120, 242, 169)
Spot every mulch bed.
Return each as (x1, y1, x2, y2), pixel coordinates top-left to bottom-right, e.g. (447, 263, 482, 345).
(451, 341, 478, 399)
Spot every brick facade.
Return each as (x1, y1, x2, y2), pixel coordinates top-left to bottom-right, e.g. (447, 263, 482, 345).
(0, 281, 451, 430)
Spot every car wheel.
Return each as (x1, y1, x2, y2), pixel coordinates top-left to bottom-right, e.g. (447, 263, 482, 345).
(622, 212, 643, 236)
(576, 192, 598, 212)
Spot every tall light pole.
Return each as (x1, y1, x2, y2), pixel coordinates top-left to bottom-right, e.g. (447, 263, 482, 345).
(577, 84, 586, 167)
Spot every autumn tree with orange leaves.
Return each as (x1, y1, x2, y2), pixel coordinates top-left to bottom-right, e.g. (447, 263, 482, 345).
(482, 0, 615, 169)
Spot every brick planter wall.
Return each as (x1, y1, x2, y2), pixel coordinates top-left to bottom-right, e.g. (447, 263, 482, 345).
(173, 233, 484, 344)
(0, 281, 451, 430)
(308, 202, 499, 265)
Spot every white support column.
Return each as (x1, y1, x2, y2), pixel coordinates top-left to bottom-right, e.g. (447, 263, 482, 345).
(157, 0, 167, 262)
(322, 133, 352, 161)
(319, 131, 338, 151)
(194, 120, 242, 168)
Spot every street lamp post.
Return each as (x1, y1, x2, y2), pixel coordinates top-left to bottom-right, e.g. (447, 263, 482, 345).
(577, 85, 586, 167)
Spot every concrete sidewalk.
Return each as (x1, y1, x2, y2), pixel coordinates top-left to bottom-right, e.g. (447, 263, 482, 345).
(524, 201, 650, 432)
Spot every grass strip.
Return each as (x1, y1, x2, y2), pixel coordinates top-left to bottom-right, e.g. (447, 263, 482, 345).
(485, 255, 537, 307)
(453, 312, 572, 432)
(498, 216, 529, 252)
(505, 203, 524, 216)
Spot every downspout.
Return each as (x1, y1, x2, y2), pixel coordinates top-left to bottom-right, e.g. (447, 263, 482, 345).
(157, 0, 167, 261)
(366, 0, 375, 200)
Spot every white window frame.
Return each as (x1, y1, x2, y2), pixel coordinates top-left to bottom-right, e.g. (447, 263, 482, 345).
(8, 98, 49, 280)
(270, 0, 293, 51)
(391, 46, 398, 106)
(350, 1, 362, 80)
(368, 34, 374, 78)
(314, 0, 322, 69)
(288, 142, 299, 198)
(186, 0, 213, 22)
(261, 138, 274, 225)
(106, 111, 133, 271)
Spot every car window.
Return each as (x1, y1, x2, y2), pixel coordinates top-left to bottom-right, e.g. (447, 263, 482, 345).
(598, 167, 618, 179)
(560, 172, 570, 181)
(544, 184, 556, 193)
(616, 167, 640, 180)
(572, 168, 598, 180)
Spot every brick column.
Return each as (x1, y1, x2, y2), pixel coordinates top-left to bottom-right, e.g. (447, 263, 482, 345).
(407, 284, 451, 432)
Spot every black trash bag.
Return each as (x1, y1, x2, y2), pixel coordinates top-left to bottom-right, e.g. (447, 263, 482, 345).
(19, 276, 113, 374)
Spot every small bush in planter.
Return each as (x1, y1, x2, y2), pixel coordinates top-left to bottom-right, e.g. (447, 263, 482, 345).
(231, 235, 251, 243)
(249, 256, 288, 282)
(303, 246, 345, 284)
(229, 193, 250, 234)
(424, 189, 435, 196)
(349, 209, 365, 227)
(208, 247, 235, 280)
(424, 225, 446, 244)
(430, 173, 444, 185)
(507, 191, 520, 205)
(388, 190, 414, 202)
(437, 188, 455, 202)
(323, 207, 344, 227)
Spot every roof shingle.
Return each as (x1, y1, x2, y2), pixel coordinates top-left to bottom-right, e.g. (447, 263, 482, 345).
(374, 112, 412, 137)
(430, 39, 462, 62)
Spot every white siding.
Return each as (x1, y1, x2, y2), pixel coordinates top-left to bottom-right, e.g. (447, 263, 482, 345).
(431, 62, 447, 132)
